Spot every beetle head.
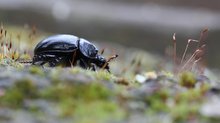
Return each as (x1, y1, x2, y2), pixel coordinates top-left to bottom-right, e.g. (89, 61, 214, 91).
(93, 55, 110, 71)
(95, 55, 107, 66)
(93, 54, 118, 72)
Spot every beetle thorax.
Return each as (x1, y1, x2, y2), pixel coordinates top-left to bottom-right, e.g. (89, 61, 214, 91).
(79, 38, 98, 59)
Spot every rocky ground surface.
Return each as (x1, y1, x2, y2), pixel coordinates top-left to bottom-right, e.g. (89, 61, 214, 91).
(0, 60, 220, 123)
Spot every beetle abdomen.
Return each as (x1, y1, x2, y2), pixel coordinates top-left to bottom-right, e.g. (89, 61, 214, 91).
(34, 34, 79, 54)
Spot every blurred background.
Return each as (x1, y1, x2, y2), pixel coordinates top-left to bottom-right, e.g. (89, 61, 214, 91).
(0, 0, 220, 69)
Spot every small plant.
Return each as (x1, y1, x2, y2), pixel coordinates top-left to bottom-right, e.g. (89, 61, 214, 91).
(0, 24, 17, 60)
(171, 29, 208, 74)
(179, 72, 196, 88)
(0, 23, 34, 63)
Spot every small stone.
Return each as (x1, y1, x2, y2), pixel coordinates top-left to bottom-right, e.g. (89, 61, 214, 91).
(135, 74, 146, 84)
(200, 96, 220, 117)
(144, 71, 157, 80)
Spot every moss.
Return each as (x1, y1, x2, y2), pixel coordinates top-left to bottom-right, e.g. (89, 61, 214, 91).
(19, 53, 32, 60)
(0, 58, 23, 68)
(14, 79, 38, 98)
(94, 70, 113, 81)
(29, 66, 44, 76)
(49, 68, 62, 84)
(145, 89, 169, 112)
(171, 87, 207, 122)
(39, 77, 118, 118)
(179, 72, 196, 88)
(175, 88, 204, 104)
(0, 88, 24, 108)
(41, 81, 112, 101)
(63, 100, 125, 122)
(69, 67, 82, 74)
(0, 78, 38, 108)
(171, 102, 200, 122)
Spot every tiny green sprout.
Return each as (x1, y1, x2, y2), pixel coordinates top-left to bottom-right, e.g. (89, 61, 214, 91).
(69, 67, 82, 74)
(95, 70, 113, 81)
(179, 72, 196, 88)
(29, 66, 44, 76)
(19, 52, 32, 60)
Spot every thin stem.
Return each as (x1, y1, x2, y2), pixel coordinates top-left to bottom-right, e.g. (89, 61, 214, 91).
(191, 57, 202, 72)
(172, 33, 176, 66)
(181, 49, 200, 71)
(181, 39, 190, 64)
(181, 39, 199, 64)
(197, 28, 208, 48)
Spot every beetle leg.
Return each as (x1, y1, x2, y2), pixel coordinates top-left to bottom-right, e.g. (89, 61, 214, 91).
(90, 63, 96, 71)
(48, 58, 59, 67)
(33, 54, 65, 67)
(71, 51, 77, 66)
(49, 56, 65, 67)
(79, 59, 89, 69)
(106, 67, 110, 73)
(33, 61, 47, 66)
(32, 54, 47, 65)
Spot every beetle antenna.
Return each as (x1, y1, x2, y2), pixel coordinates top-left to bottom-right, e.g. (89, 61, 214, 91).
(100, 48, 105, 55)
(107, 68, 111, 73)
(101, 54, 118, 70)
(107, 54, 118, 62)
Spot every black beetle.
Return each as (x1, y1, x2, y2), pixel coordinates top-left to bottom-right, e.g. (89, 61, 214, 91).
(32, 34, 117, 72)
